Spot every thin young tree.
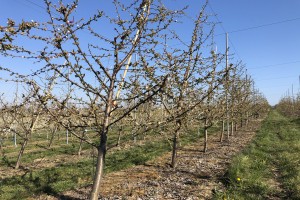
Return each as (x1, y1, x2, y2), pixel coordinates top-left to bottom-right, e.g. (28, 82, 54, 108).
(0, 76, 56, 169)
(155, 4, 230, 167)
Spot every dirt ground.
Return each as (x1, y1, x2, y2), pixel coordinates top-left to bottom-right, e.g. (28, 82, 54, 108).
(36, 121, 261, 200)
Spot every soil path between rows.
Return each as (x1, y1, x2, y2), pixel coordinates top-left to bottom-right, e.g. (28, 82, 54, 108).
(39, 121, 261, 200)
(56, 121, 260, 200)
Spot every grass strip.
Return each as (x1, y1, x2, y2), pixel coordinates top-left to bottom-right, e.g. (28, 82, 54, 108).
(214, 110, 300, 200)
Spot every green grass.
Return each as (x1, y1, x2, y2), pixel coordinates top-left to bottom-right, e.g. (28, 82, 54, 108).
(214, 110, 300, 200)
(0, 126, 202, 199)
(0, 125, 145, 166)
(0, 140, 92, 167)
(0, 160, 94, 199)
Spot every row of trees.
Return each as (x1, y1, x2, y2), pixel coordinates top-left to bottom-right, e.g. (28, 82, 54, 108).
(276, 92, 300, 117)
(0, 0, 269, 199)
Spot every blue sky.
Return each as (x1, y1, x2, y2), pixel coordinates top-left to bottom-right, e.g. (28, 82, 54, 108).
(1, 0, 300, 105)
(208, 0, 300, 105)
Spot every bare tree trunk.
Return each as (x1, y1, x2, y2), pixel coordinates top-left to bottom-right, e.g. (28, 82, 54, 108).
(57, 131, 60, 141)
(171, 132, 178, 168)
(231, 121, 234, 136)
(14, 132, 17, 147)
(234, 121, 238, 132)
(203, 127, 208, 152)
(48, 126, 58, 148)
(117, 126, 122, 147)
(15, 138, 28, 169)
(78, 130, 85, 156)
(0, 137, 3, 151)
(14, 109, 40, 169)
(240, 118, 243, 128)
(220, 120, 224, 142)
(90, 84, 113, 200)
(203, 118, 208, 152)
(171, 124, 181, 168)
(142, 125, 147, 141)
(90, 135, 106, 200)
(246, 112, 249, 128)
(227, 122, 230, 140)
(132, 131, 137, 144)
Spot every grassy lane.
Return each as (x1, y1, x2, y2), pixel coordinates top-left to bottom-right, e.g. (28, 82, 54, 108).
(215, 110, 300, 200)
(0, 126, 156, 166)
